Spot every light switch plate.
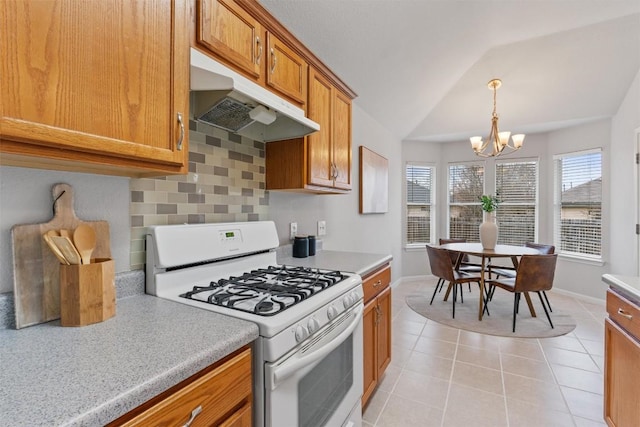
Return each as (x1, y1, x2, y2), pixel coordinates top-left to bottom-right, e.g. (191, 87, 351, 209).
(290, 222, 298, 240)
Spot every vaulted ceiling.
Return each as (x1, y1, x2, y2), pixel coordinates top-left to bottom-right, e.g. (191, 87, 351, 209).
(259, 0, 640, 142)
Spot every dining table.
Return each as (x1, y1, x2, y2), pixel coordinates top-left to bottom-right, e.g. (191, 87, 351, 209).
(438, 242, 542, 321)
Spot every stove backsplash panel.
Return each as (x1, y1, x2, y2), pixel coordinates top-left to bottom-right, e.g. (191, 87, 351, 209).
(129, 120, 268, 269)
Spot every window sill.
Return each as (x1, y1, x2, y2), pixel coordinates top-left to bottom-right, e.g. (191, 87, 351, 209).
(405, 244, 428, 252)
(558, 252, 605, 267)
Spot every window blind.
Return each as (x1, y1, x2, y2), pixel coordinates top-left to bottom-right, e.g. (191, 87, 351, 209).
(406, 164, 434, 244)
(496, 160, 537, 245)
(553, 150, 602, 258)
(448, 163, 484, 241)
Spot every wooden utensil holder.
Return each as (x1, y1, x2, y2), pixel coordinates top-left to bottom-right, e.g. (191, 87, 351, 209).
(59, 258, 115, 327)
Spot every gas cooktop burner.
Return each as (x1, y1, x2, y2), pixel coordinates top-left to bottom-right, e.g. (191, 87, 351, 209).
(179, 265, 347, 316)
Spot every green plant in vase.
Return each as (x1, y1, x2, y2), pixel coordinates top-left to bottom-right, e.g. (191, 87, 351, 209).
(479, 195, 499, 212)
(479, 195, 499, 249)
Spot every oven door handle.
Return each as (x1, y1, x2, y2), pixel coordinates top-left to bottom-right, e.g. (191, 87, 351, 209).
(271, 304, 363, 388)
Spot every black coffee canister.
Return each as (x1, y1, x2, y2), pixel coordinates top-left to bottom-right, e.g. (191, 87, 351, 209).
(293, 236, 309, 258)
(307, 235, 316, 256)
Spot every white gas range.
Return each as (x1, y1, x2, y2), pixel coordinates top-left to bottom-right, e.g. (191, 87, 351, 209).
(146, 221, 363, 427)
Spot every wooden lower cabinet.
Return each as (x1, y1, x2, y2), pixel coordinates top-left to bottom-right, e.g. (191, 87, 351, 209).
(108, 347, 252, 427)
(362, 264, 392, 408)
(604, 290, 640, 427)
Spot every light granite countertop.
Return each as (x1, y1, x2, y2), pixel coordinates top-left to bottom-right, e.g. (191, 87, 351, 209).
(602, 274, 640, 303)
(0, 295, 259, 426)
(278, 249, 392, 277)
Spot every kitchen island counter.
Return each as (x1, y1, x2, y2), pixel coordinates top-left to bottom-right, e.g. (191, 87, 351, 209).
(0, 294, 258, 426)
(603, 274, 640, 302)
(279, 249, 392, 277)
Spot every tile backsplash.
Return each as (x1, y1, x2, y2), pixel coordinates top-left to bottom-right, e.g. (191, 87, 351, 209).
(129, 120, 268, 269)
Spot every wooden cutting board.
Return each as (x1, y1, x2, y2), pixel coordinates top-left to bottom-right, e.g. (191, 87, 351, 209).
(11, 183, 112, 329)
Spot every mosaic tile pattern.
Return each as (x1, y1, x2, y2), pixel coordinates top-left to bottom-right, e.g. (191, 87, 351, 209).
(129, 120, 269, 269)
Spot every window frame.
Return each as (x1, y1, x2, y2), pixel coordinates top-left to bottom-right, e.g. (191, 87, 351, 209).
(405, 162, 436, 249)
(553, 148, 603, 263)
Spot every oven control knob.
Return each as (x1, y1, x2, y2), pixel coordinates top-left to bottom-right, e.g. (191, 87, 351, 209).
(307, 317, 320, 333)
(295, 325, 309, 342)
(327, 305, 339, 320)
(343, 295, 352, 309)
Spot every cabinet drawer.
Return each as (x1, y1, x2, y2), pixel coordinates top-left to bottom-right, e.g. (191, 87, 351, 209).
(363, 264, 391, 303)
(607, 290, 640, 340)
(116, 348, 252, 426)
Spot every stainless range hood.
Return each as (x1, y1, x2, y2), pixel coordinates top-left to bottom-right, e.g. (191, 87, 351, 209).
(190, 48, 319, 142)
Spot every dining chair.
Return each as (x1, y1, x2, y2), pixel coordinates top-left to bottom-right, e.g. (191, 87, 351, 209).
(437, 238, 485, 295)
(487, 254, 557, 332)
(492, 242, 555, 311)
(426, 245, 483, 318)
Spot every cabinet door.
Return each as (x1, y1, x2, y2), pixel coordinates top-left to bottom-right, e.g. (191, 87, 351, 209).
(362, 299, 378, 407)
(198, 0, 263, 79)
(0, 0, 188, 173)
(219, 401, 252, 427)
(266, 33, 307, 105)
(332, 90, 352, 190)
(605, 319, 640, 427)
(376, 286, 392, 378)
(307, 68, 334, 188)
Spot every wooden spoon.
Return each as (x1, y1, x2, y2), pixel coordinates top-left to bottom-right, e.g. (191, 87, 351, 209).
(73, 224, 96, 265)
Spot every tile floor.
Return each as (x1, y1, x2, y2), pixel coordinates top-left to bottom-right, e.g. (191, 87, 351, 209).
(363, 277, 607, 427)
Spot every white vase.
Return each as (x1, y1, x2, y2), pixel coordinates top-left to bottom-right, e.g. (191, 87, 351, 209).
(479, 212, 498, 250)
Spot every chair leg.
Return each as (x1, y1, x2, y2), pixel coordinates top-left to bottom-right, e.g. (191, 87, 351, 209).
(430, 280, 441, 305)
(542, 291, 552, 312)
(481, 283, 491, 317)
(452, 282, 457, 319)
(512, 293, 520, 333)
(537, 291, 554, 329)
(459, 284, 464, 303)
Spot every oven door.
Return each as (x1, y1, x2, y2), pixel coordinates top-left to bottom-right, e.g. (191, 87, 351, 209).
(265, 303, 363, 427)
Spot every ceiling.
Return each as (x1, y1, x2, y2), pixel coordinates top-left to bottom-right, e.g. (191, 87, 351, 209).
(259, 0, 640, 142)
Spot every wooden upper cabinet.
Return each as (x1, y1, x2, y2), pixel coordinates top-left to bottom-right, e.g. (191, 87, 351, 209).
(266, 33, 307, 105)
(265, 67, 352, 193)
(196, 0, 307, 107)
(0, 0, 190, 177)
(307, 69, 334, 188)
(307, 67, 352, 191)
(198, 0, 263, 79)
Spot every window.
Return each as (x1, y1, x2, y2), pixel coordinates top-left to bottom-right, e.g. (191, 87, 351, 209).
(495, 160, 538, 245)
(553, 149, 602, 260)
(406, 163, 435, 246)
(448, 163, 484, 241)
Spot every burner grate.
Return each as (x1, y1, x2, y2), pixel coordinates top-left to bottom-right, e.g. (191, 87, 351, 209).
(180, 265, 346, 316)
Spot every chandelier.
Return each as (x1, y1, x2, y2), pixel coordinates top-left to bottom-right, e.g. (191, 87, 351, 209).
(470, 79, 524, 157)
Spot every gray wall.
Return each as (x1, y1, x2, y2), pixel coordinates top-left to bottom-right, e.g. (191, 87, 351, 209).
(268, 104, 403, 283)
(0, 167, 130, 294)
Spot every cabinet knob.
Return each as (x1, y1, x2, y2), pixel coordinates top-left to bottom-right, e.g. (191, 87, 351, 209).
(177, 112, 184, 151)
(373, 280, 382, 288)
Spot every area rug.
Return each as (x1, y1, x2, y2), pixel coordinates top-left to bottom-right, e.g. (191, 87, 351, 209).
(406, 288, 576, 338)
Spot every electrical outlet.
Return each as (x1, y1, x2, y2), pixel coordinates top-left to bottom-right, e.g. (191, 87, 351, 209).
(290, 222, 298, 240)
(317, 220, 326, 236)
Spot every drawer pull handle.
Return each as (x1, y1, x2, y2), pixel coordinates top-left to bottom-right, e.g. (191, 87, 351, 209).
(183, 405, 202, 427)
(618, 308, 633, 320)
(373, 280, 382, 288)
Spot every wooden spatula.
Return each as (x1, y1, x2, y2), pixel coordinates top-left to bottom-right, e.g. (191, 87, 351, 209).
(50, 235, 81, 265)
(73, 224, 96, 265)
(42, 232, 70, 265)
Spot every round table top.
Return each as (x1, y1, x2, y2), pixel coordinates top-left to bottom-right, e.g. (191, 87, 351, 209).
(438, 242, 542, 257)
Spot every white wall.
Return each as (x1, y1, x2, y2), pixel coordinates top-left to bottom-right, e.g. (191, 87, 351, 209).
(609, 69, 640, 277)
(0, 166, 131, 294)
(268, 104, 403, 282)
